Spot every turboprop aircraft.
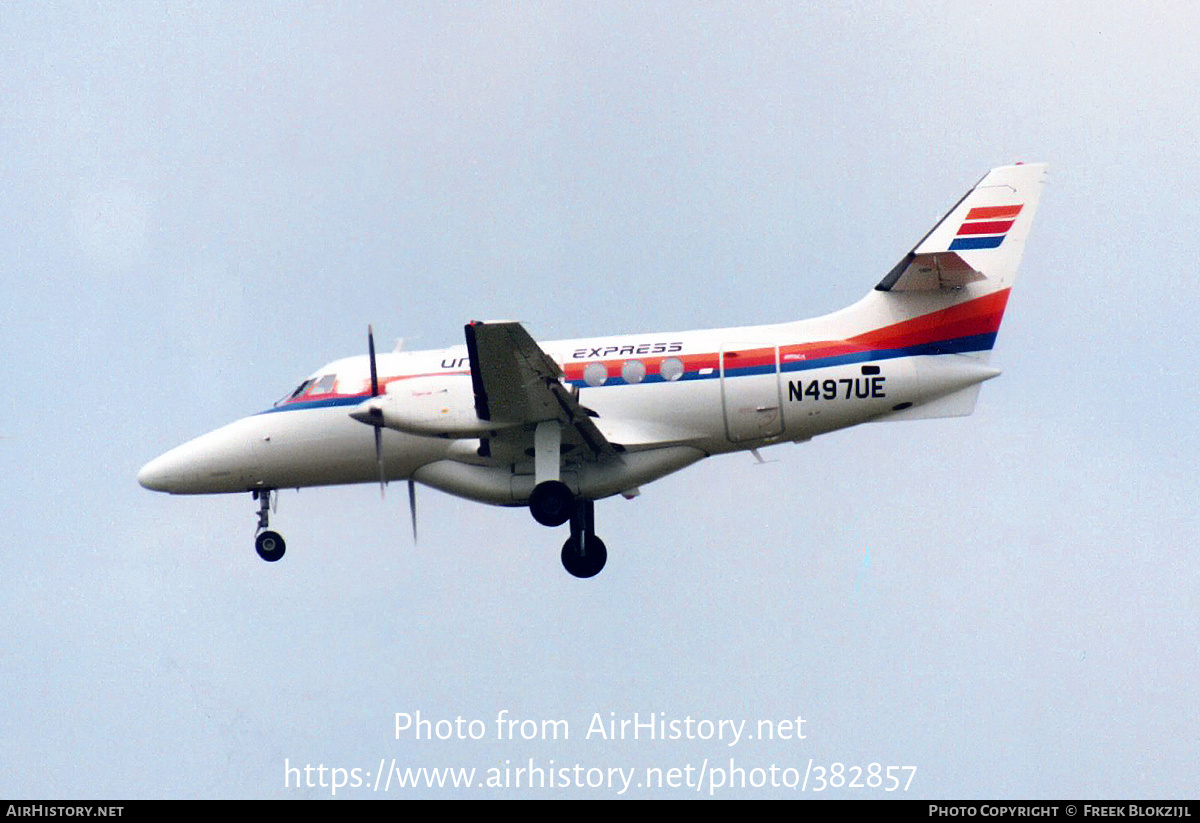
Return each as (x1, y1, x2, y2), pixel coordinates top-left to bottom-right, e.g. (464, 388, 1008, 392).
(139, 163, 1046, 577)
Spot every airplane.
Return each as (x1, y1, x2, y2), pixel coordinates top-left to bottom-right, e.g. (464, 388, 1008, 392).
(139, 162, 1046, 578)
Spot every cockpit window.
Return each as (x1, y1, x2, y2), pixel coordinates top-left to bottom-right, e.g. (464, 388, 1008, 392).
(311, 374, 337, 395)
(273, 372, 339, 406)
(275, 378, 316, 406)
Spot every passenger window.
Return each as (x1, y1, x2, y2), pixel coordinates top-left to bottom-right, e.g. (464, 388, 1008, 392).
(621, 360, 646, 384)
(583, 363, 608, 387)
(659, 357, 684, 382)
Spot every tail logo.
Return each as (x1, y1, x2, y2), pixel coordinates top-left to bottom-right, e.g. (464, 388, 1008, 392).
(948, 204, 1023, 251)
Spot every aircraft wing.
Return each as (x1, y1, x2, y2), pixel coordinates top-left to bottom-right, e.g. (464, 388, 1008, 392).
(464, 321, 619, 458)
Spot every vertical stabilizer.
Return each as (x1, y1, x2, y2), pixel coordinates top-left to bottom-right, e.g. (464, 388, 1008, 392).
(876, 163, 1047, 294)
(864, 163, 1047, 421)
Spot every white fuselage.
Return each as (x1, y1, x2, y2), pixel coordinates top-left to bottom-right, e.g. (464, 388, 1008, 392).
(135, 163, 1043, 577)
(138, 287, 1000, 505)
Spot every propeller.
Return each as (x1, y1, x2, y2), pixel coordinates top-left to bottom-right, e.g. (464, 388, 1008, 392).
(368, 325, 386, 498)
(366, 325, 418, 544)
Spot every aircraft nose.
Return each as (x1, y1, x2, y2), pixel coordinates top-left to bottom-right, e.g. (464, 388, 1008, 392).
(138, 451, 183, 492)
(138, 418, 263, 494)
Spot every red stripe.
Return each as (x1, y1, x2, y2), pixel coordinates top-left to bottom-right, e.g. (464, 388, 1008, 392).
(562, 291, 1013, 381)
(965, 204, 1022, 220)
(957, 219, 1015, 236)
(772, 292, 1010, 361)
(851, 289, 1011, 350)
(563, 355, 716, 380)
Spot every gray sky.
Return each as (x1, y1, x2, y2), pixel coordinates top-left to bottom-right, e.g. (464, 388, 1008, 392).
(2, 2, 1196, 798)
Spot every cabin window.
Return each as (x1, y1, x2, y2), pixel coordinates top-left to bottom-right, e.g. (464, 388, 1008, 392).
(621, 360, 646, 384)
(583, 363, 608, 387)
(659, 357, 684, 382)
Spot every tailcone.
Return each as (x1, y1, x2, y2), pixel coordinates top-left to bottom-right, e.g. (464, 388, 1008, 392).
(919, 355, 1002, 394)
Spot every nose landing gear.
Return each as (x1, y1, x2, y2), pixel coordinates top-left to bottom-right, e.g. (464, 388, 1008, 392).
(255, 530, 286, 562)
(253, 490, 286, 562)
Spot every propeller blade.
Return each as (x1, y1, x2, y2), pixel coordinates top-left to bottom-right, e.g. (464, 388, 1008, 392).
(369, 325, 385, 497)
(408, 479, 418, 543)
(368, 324, 379, 397)
(375, 426, 386, 498)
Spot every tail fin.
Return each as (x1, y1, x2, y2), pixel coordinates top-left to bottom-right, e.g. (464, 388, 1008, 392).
(876, 163, 1047, 293)
(864, 163, 1047, 421)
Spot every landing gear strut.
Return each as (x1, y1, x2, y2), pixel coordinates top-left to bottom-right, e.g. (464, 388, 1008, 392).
(561, 499, 606, 579)
(527, 420, 607, 577)
(253, 489, 285, 562)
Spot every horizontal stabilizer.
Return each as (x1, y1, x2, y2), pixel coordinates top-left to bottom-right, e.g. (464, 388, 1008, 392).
(877, 251, 987, 292)
(878, 384, 984, 421)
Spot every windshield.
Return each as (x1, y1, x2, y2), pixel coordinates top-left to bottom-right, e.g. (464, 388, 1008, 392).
(274, 378, 315, 407)
(310, 373, 337, 395)
(273, 373, 340, 407)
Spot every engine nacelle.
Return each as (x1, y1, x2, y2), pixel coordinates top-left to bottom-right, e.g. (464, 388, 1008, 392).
(351, 374, 511, 438)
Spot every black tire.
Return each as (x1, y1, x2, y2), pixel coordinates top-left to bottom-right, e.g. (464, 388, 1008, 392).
(255, 530, 286, 562)
(529, 480, 575, 527)
(561, 534, 607, 578)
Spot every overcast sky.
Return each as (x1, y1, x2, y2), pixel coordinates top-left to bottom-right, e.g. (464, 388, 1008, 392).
(3, 2, 1197, 798)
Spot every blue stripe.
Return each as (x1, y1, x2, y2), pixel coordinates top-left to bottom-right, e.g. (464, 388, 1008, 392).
(263, 332, 1000, 410)
(258, 394, 370, 415)
(780, 333, 998, 373)
(949, 235, 1005, 251)
(565, 332, 999, 388)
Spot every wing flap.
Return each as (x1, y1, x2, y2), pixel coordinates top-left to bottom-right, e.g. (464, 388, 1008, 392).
(591, 418, 707, 451)
(465, 321, 618, 458)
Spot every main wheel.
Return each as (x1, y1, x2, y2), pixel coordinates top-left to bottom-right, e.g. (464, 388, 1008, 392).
(255, 530, 286, 562)
(529, 480, 575, 527)
(561, 534, 607, 578)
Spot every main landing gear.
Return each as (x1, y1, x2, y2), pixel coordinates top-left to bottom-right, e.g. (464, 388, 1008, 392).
(528, 480, 574, 527)
(527, 420, 608, 578)
(529, 481, 607, 578)
(562, 498, 606, 579)
(253, 489, 285, 562)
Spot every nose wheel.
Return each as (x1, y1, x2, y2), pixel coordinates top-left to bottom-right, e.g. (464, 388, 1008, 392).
(255, 530, 286, 562)
(253, 490, 286, 562)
